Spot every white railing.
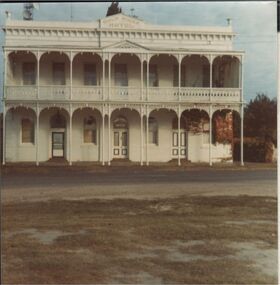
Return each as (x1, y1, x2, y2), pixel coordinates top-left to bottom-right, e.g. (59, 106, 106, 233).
(5, 86, 37, 100)
(40, 86, 70, 100)
(110, 87, 141, 101)
(72, 86, 102, 101)
(5, 85, 241, 103)
(149, 87, 179, 102)
(211, 88, 241, 102)
(179, 87, 210, 101)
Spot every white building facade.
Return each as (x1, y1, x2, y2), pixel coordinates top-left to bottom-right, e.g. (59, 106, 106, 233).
(2, 12, 244, 166)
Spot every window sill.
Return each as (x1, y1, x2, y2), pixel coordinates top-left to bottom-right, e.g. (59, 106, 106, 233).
(81, 143, 98, 146)
(19, 142, 35, 146)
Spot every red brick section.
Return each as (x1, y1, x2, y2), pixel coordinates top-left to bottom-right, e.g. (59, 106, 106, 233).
(214, 111, 233, 144)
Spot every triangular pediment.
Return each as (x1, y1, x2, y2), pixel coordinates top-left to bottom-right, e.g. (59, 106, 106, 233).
(103, 40, 149, 51)
(100, 13, 145, 29)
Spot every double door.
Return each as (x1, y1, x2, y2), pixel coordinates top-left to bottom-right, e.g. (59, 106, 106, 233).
(172, 130, 187, 158)
(113, 129, 128, 158)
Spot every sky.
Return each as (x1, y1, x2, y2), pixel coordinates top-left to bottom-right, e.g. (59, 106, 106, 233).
(0, 1, 277, 107)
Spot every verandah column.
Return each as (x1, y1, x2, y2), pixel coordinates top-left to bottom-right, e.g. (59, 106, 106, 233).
(102, 55, 105, 100)
(240, 105, 244, 166)
(140, 57, 143, 101)
(101, 55, 105, 166)
(209, 54, 213, 166)
(108, 106, 111, 166)
(146, 107, 149, 166)
(108, 56, 111, 101)
(140, 56, 144, 166)
(209, 105, 212, 166)
(2, 104, 5, 165)
(102, 105, 105, 166)
(70, 51, 73, 100)
(2, 51, 7, 165)
(36, 51, 40, 166)
(36, 104, 39, 166)
(178, 54, 181, 102)
(146, 56, 150, 101)
(69, 105, 73, 165)
(140, 107, 143, 166)
(146, 56, 150, 166)
(240, 55, 244, 166)
(177, 106, 181, 166)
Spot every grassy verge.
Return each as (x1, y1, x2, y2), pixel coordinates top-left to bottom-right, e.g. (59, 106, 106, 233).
(2, 195, 277, 284)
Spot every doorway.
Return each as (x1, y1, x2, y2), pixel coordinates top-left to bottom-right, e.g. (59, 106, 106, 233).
(172, 130, 187, 158)
(52, 132, 64, 158)
(113, 116, 128, 159)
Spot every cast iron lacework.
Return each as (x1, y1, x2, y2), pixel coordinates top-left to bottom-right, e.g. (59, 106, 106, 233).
(50, 111, 66, 128)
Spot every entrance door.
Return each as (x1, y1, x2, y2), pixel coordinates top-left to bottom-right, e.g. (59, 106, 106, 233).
(52, 132, 64, 158)
(113, 129, 128, 158)
(172, 130, 187, 158)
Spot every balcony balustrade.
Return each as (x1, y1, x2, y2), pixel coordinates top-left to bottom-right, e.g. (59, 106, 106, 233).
(72, 86, 102, 101)
(111, 87, 141, 101)
(40, 86, 70, 100)
(5, 86, 37, 100)
(5, 85, 241, 103)
(149, 87, 179, 102)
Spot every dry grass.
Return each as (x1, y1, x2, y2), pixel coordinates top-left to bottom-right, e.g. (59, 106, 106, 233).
(2, 195, 277, 284)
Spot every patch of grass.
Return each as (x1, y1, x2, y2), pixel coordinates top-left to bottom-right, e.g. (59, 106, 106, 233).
(2, 195, 277, 284)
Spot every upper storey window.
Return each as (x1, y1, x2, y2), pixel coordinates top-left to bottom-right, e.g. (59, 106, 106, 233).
(84, 64, 97, 86)
(173, 65, 186, 87)
(22, 63, 36, 85)
(144, 65, 158, 87)
(149, 65, 158, 87)
(53, 63, 65, 85)
(115, 64, 128, 86)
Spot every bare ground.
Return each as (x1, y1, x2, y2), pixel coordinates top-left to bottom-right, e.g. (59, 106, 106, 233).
(2, 195, 277, 284)
(1, 165, 278, 284)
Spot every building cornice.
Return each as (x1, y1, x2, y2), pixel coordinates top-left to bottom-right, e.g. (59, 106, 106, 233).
(3, 45, 245, 56)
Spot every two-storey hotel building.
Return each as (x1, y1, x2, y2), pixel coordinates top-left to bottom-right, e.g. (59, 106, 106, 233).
(2, 12, 244, 165)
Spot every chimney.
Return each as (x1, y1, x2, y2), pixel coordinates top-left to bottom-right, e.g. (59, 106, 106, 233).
(227, 18, 232, 27)
(5, 11, 11, 20)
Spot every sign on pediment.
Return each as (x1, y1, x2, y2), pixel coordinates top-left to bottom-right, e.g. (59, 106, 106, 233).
(101, 14, 144, 29)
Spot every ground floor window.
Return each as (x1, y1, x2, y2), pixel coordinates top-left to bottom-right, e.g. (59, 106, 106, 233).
(148, 117, 158, 145)
(202, 122, 210, 144)
(21, 118, 34, 143)
(84, 116, 97, 144)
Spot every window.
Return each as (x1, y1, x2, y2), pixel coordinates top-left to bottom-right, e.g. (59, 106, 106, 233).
(84, 116, 97, 144)
(115, 64, 128, 86)
(149, 64, 158, 87)
(173, 65, 186, 87)
(202, 122, 210, 144)
(148, 117, 158, 144)
(22, 62, 36, 85)
(84, 64, 97, 86)
(21, 118, 34, 143)
(53, 63, 65, 85)
(202, 65, 210, 87)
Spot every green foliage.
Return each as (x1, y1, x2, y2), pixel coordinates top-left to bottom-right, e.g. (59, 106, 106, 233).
(106, 1, 122, 17)
(244, 93, 277, 145)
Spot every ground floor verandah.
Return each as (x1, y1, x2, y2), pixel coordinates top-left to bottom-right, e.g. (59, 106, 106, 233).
(3, 103, 244, 166)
